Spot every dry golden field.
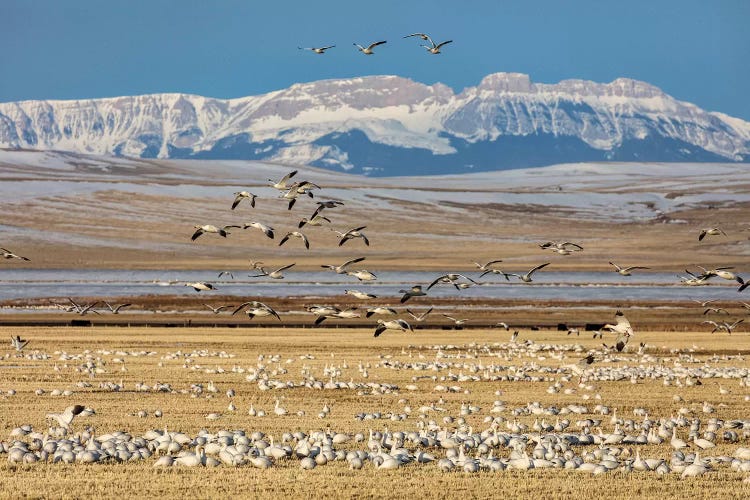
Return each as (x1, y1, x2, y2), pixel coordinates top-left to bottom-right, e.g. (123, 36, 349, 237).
(1, 326, 750, 499)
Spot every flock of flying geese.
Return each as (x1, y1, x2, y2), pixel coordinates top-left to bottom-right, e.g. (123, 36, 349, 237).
(299, 32, 453, 56)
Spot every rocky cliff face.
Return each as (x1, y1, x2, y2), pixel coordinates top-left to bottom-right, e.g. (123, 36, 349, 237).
(1, 73, 748, 175)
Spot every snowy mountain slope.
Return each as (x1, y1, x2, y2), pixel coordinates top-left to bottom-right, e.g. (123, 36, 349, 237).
(0, 73, 748, 175)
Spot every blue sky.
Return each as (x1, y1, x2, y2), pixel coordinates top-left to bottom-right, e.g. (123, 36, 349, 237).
(2, 0, 749, 119)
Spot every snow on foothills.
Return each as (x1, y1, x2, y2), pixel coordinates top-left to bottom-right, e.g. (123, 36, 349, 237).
(1, 150, 749, 222)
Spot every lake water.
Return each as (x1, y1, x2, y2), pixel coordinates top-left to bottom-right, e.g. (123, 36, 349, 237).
(0, 269, 743, 303)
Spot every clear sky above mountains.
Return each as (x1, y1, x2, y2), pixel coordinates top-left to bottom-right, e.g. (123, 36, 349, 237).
(2, 0, 748, 120)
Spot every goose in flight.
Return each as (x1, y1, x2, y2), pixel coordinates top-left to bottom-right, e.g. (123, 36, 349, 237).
(442, 314, 468, 327)
(10, 335, 29, 352)
(335, 226, 370, 246)
(693, 299, 718, 307)
(232, 301, 281, 321)
(47, 404, 86, 430)
(312, 307, 360, 325)
(67, 298, 102, 315)
(104, 302, 131, 314)
(374, 319, 412, 337)
(191, 224, 240, 241)
(217, 271, 234, 279)
(703, 307, 729, 315)
(422, 39, 452, 54)
(346, 269, 377, 281)
(354, 40, 387, 54)
(269, 170, 298, 191)
(479, 268, 510, 280)
(279, 231, 310, 250)
(403, 33, 433, 42)
(400, 285, 427, 303)
(406, 307, 433, 322)
(250, 263, 295, 279)
(204, 304, 233, 314)
(566, 354, 595, 383)
(365, 306, 398, 318)
(243, 222, 275, 239)
(345, 289, 377, 300)
(0, 247, 30, 261)
(474, 260, 504, 272)
(311, 200, 345, 218)
(698, 266, 744, 284)
(185, 282, 216, 292)
(321, 256, 366, 274)
(298, 45, 335, 54)
(231, 191, 257, 210)
(698, 227, 727, 241)
(703, 319, 744, 334)
(609, 262, 650, 276)
(603, 310, 633, 350)
(679, 269, 711, 286)
(506, 263, 551, 283)
(540, 241, 583, 251)
(426, 273, 477, 290)
(298, 214, 331, 228)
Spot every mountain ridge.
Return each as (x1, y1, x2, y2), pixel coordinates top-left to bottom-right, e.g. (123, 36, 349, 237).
(1, 73, 748, 175)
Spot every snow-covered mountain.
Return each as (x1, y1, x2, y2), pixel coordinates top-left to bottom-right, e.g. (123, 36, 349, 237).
(1, 73, 748, 175)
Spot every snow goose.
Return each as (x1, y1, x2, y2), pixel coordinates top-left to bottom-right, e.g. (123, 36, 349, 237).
(191, 224, 240, 241)
(269, 170, 298, 191)
(346, 269, 377, 281)
(609, 262, 650, 276)
(406, 307, 433, 322)
(10, 335, 29, 351)
(311, 200, 345, 218)
(184, 282, 216, 292)
(104, 302, 131, 314)
(67, 298, 102, 315)
(506, 262, 550, 283)
(345, 289, 377, 299)
(442, 314, 468, 327)
(298, 214, 331, 228)
(602, 310, 633, 350)
(0, 247, 30, 261)
(374, 319, 413, 337)
(321, 256, 365, 274)
(242, 221, 275, 239)
(250, 263, 295, 279)
(298, 45, 335, 54)
(279, 231, 310, 249)
(400, 285, 426, 302)
(426, 273, 477, 290)
(565, 354, 595, 383)
(335, 226, 369, 246)
(354, 40, 387, 54)
(365, 306, 398, 318)
(699, 266, 744, 284)
(403, 33, 433, 42)
(232, 301, 281, 321)
(698, 227, 727, 241)
(47, 405, 86, 430)
(231, 191, 257, 209)
(422, 39, 452, 54)
(204, 304, 232, 314)
(474, 259, 504, 271)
